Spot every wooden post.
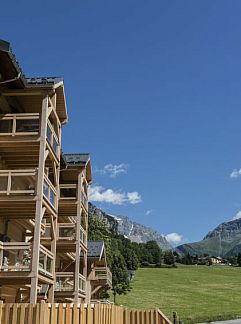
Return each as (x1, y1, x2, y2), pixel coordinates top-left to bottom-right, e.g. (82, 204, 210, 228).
(74, 173, 82, 302)
(173, 311, 178, 324)
(30, 95, 48, 303)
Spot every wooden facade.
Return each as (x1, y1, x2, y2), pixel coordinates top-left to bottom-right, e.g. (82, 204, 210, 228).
(85, 241, 112, 303)
(0, 39, 111, 304)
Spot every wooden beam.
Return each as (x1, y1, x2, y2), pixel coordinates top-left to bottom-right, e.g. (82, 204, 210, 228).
(30, 95, 48, 303)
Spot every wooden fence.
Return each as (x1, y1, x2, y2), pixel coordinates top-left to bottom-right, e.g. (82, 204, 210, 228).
(0, 302, 172, 324)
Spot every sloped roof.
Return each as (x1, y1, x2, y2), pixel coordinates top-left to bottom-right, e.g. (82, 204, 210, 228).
(25, 77, 63, 86)
(63, 153, 90, 166)
(0, 39, 68, 124)
(61, 153, 92, 182)
(87, 241, 105, 258)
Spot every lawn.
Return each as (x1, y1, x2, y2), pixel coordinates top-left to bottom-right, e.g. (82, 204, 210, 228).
(115, 266, 241, 323)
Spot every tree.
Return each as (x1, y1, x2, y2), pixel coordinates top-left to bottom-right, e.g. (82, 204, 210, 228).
(226, 256, 237, 266)
(173, 251, 181, 263)
(237, 253, 241, 267)
(110, 252, 130, 303)
(123, 248, 139, 270)
(164, 250, 175, 265)
(181, 253, 193, 265)
(145, 241, 163, 265)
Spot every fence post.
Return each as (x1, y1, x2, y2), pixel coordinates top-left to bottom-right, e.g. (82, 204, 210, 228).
(173, 311, 178, 324)
(0, 301, 3, 323)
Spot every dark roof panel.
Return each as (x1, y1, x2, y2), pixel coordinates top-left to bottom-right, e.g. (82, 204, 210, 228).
(25, 77, 63, 86)
(0, 39, 11, 52)
(87, 241, 104, 257)
(63, 153, 90, 166)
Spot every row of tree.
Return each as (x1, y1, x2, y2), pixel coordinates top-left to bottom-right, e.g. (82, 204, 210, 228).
(88, 213, 163, 302)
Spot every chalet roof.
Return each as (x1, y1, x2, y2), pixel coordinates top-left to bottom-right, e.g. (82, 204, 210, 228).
(61, 153, 92, 182)
(0, 39, 68, 124)
(87, 241, 105, 258)
(63, 153, 90, 166)
(25, 77, 64, 86)
(0, 39, 25, 88)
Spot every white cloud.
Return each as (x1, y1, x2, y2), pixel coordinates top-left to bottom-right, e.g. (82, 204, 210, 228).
(145, 210, 153, 216)
(233, 211, 241, 220)
(89, 185, 142, 205)
(127, 192, 142, 204)
(230, 169, 241, 178)
(95, 163, 128, 178)
(165, 233, 183, 245)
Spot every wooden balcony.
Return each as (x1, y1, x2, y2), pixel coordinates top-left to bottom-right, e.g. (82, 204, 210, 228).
(0, 169, 36, 196)
(59, 184, 77, 200)
(42, 223, 87, 250)
(59, 185, 88, 212)
(55, 272, 86, 295)
(94, 267, 112, 288)
(0, 113, 40, 138)
(0, 242, 54, 281)
(56, 223, 87, 246)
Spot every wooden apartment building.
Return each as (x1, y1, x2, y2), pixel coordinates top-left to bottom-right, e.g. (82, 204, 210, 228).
(0, 39, 111, 303)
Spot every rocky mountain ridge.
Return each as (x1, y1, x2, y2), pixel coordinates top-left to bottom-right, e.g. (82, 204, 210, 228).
(88, 203, 172, 251)
(177, 218, 241, 257)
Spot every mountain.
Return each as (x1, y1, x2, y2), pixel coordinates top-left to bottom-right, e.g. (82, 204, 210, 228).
(88, 203, 172, 251)
(177, 218, 241, 257)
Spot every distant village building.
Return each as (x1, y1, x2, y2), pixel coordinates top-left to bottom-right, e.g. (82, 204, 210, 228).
(209, 256, 223, 265)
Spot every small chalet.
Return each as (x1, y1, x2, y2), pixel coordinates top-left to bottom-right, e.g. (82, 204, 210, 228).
(85, 241, 112, 303)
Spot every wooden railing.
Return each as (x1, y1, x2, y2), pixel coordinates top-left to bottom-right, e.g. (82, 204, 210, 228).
(0, 242, 54, 278)
(55, 272, 74, 292)
(42, 223, 86, 246)
(0, 303, 172, 324)
(38, 245, 54, 278)
(46, 120, 59, 156)
(55, 272, 86, 294)
(0, 169, 36, 195)
(95, 267, 112, 287)
(43, 176, 57, 209)
(0, 242, 31, 272)
(0, 113, 40, 136)
(59, 184, 77, 200)
(79, 273, 86, 294)
(80, 225, 87, 246)
(81, 191, 88, 211)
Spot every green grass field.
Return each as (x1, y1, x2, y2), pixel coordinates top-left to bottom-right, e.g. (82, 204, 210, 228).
(116, 266, 241, 323)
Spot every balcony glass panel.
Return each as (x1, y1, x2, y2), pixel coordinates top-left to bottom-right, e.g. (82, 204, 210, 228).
(43, 181, 48, 197)
(50, 187, 56, 207)
(0, 244, 31, 272)
(55, 273, 74, 292)
(80, 227, 87, 245)
(16, 119, 39, 133)
(59, 227, 75, 239)
(60, 188, 76, 198)
(11, 176, 35, 192)
(42, 226, 51, 238)
(39, 251, 45, 271)
(52, 136, 58, 154)
(46, 257, 52, 273)
(79, 274, 86, 293)
(38, 247, 53, 277)
(47, 125, 52, 143)
(0, 120, 12, 133)
(0, 177, 7, 191)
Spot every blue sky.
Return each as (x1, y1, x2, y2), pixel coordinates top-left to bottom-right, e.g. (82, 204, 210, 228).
(2, 1, 241, 245)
